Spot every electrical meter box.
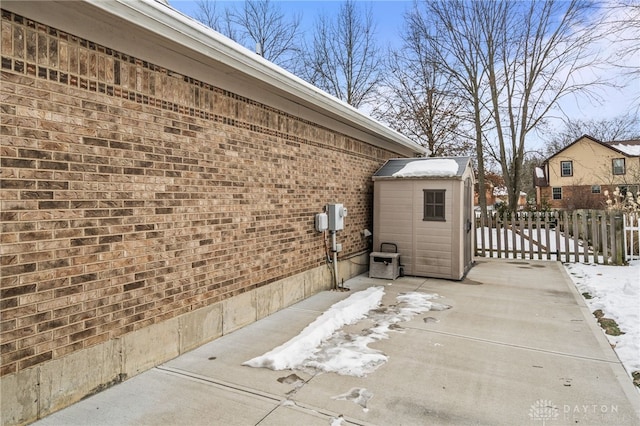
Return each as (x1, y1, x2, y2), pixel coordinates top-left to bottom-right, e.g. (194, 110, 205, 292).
(315, 213, 328, 232)
(327, 203, 347, 231)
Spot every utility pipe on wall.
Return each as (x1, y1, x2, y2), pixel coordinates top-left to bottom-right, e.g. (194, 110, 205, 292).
(331, 230, 339, 290)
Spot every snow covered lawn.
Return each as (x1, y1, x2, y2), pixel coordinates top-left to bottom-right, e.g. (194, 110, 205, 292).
(564, 260, 640, 390)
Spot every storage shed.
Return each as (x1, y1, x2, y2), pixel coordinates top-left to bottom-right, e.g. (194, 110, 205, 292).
(372, 157, 475, 280)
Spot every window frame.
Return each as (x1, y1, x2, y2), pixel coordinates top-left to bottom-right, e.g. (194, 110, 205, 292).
(612, 158, 626, 175)
(591, 185, 601, 194)
(423, 189, 446, 221)
(552, 187, 562, 200)
(560, 160, 573, 177)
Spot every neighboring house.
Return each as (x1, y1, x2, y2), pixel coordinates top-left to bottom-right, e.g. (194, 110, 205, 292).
(0, 1, 425, 424)
(491, 186, 527, 210)
(535, 135, 640, 210)
(474, 174, 527, 210)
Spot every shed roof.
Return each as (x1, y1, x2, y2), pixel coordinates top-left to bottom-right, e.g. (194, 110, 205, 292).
(373, 157, 472, 180)
(3, 0, 426, 157)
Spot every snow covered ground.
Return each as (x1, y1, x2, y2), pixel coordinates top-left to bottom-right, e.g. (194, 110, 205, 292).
(476, 226, 581, 255)
(475, 225, 607, 264)
(563, 260, 640, 388)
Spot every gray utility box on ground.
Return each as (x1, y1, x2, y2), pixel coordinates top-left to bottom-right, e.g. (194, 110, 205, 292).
(369, 252, 401, 280)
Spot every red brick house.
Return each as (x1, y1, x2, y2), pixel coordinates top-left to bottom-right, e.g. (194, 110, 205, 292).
(474, 172, 527, 210)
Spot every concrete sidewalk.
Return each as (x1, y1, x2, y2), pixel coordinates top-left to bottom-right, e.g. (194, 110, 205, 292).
(34, 260, 640, 425)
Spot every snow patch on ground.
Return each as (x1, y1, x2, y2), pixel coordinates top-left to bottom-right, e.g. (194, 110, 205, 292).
(243, 286, 385, 371)
(332, 387, 373, 412)
(564, 260, 640, 383)
(246, 260, 638, 395)
(243, 287, 449, 377)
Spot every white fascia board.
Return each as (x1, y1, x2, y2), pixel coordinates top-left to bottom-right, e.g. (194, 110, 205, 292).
(83, 0, 427, 157)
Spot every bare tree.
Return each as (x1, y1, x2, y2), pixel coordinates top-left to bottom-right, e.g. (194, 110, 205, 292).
(193, 0, 301, 68)
(416, 0, 603, 213)
(485, 1, 604, 211)
(606, 0, 640, 86)
(230, 0, 302, 67)
(410, 1, 494, 215)
(298, 0, 382, 108)
(193, 0, 238, 41)
(372, 12, 473, 157)
(543, 113, 640, 155)
(194, 0, 220, 29)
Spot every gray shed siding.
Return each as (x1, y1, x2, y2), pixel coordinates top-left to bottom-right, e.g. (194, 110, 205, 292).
(372, 158, 474, 280)
(373, 181, 414, 271)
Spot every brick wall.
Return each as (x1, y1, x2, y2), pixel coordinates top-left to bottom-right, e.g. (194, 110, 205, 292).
(539, 185, 610, 210)
(0, 10, 397, 378)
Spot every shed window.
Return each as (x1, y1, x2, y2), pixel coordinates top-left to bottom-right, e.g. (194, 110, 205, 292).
(612, 158, 625, 175)
(423, 190, 446, 221)
(560, 161, 573, 177)
(552, 187, 562, 200)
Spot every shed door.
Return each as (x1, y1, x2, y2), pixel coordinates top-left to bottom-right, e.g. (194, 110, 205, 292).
(464, 177, 473, 271)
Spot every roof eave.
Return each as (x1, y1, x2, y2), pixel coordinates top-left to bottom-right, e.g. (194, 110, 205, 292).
(1, 0, 426, 157)
(543, 134, 639, 162)
(94, 0, 428, 157)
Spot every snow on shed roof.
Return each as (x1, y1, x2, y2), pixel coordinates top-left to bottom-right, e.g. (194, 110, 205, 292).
(373, 157, 472, 179)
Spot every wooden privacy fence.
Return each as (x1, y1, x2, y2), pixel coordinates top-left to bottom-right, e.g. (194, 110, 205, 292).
(475, 210, 639, 264)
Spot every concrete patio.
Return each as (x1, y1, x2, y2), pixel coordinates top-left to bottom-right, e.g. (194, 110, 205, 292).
(33, 260, 640, 425)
